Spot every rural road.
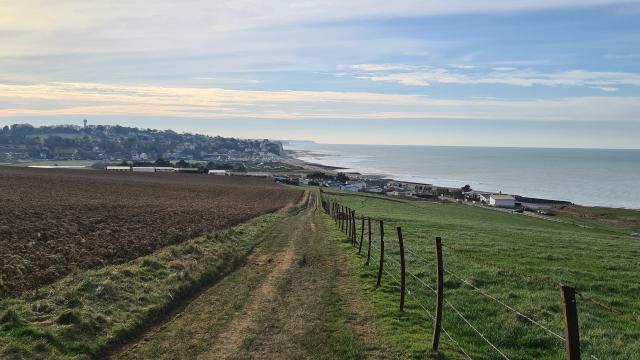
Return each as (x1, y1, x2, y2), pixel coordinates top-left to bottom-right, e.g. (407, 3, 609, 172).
(114, 192, 399, 359)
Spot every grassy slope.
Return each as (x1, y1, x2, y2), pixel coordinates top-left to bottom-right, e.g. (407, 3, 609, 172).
(0, 211, 287, 359)
(322, 191, 640, 359)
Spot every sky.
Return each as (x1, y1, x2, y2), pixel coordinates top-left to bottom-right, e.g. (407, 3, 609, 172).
(1, 0, 640, 148)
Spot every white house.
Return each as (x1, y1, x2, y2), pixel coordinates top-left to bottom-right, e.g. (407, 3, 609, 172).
(489, 194, 516, 208)
(208, 169, 229, 175)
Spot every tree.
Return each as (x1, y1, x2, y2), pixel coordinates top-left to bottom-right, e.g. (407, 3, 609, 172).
(461, 184, 472, 193)
(306, 172, 333, 181)
(154, 158, 172, 167)
(234, 163, 246, 172)
(335, 172, 349, 183)
(176, 159, 190, 168)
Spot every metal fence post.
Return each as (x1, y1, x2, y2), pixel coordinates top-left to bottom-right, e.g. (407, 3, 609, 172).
(560, 285, 581, 360)
(432, 236, 443, 351)
(376, 220, 385, 287)
(358, 216, 365, 254)
(397, 227, 406, 312)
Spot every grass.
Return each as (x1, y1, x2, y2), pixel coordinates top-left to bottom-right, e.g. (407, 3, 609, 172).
(0, 211, 288, 359)
(321, 190, 640, 359)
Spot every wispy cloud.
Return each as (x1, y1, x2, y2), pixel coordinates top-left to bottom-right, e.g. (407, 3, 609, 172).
(350, 65, 640, 90)
(1, 82, 639, 121)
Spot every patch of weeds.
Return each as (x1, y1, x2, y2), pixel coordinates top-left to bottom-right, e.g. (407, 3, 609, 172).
(56, 311, 81, 325)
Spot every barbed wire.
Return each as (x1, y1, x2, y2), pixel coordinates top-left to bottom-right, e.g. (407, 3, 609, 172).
(443, 297, 511, 360)
(407, 287, 474, 360)
(380, 262, 474, 360)
(322, 198, 602, 360)
(443, 267, 566, 342)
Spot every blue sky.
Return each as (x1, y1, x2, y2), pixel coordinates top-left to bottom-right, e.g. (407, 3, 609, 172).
(1, 1, 640, 148)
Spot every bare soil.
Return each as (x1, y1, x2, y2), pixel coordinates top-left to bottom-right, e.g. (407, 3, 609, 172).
(0, 167, 302, 297)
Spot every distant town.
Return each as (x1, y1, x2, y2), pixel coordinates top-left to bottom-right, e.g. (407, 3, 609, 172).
(1, 122, 571, 214)
(0, 122, 284, 163)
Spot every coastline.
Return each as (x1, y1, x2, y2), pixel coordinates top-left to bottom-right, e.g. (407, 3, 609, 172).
(284, 145, 640, 211)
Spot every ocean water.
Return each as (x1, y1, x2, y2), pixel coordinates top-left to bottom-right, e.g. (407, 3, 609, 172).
(285, 143, 640, 209)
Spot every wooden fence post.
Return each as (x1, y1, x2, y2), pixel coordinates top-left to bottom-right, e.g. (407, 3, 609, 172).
(350, 210, 354, 243)
(347, 208, 352, 239)
(432, 236, 443, 351)
(376, 220, 385, 287)
(341, 205, 345, 231)
(352, 211, 357, 245)
(358, 216, 365, 254)
(365, 217, 372, 265)
(397, 227, 406, 312)
(560, 285, 581, 360)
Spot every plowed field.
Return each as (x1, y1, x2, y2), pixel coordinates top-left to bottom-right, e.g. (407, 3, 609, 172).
(0, 167, 303, 297)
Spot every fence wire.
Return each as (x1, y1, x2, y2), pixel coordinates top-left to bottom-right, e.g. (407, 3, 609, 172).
(321, 197, 602, 360)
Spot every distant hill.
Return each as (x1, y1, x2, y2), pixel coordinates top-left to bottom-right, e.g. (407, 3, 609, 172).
(0, 124, 284, 162)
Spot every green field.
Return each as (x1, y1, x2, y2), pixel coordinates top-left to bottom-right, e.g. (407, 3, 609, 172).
(321, 190, 640, 359)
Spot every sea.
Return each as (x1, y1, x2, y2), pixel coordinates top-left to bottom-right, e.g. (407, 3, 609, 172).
(285, 143, 640, 209)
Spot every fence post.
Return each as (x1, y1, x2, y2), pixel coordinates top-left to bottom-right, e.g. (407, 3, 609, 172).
(352, 211, 357, 245)
(348, 209, 352, 240)
(432, 236, 443, 351)
(350, 210, 354, 243)
(358, 216, 365, 254)
(341, 205, 345, 231)
(560, 285, 581, 360)
(376, 220, 385, 287)
(397, 227, 406, 312)
(365, 217, 372, 265)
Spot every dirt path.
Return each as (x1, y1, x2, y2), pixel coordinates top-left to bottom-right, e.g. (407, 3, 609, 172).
(114, 193, 399, 360)
(198, 241, 296, 359)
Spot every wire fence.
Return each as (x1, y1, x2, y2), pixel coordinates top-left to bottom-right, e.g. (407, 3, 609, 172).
(320, 193, 602, 360)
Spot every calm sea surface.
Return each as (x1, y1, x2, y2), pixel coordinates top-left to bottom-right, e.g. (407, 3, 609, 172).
(285, 143, 640, 209)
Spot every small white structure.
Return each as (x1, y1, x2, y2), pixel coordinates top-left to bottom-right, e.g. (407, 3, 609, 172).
(208, 169, 229, 175)
(106, 166, 131, 171)
(132, 167, 155, 173)
(489, 194, 516, 208)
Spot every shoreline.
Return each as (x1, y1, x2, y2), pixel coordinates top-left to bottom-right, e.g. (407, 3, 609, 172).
(284, 148, 639, 211)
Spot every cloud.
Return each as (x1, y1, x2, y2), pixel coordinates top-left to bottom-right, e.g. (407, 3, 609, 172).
(1, 81, 639, 122)
(1, 1, 638, 56)
(352, 66, 640, 90)
(350, 64, 422, 72)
